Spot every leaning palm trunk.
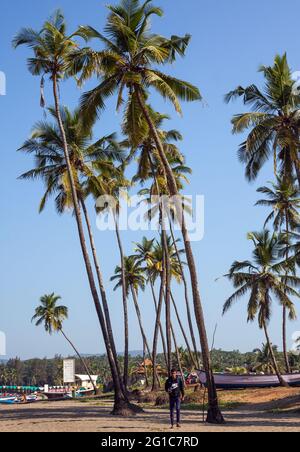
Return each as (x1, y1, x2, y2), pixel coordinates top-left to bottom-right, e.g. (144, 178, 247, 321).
(146, 149, 172, 373)
(283, 215, 291, 374)
(149, 278, 168, 368)
(53, 75, 131, 415)
(152, 264, 166, 391)
(170, 292, 198, 369)
(170, 323, 186, 389)
(80, 197, 126, 397)
(113, 212, 130, 389)
(262, 321, 288, 387)
(161, 224, 172, 375)
(169, 219, 200, 368)
(282, 305, 290, 374)
(130, 286, 152, 359)
(143, 340, 149, 388)
(60, 329, 97, 394)
(135, 87, 224, 424)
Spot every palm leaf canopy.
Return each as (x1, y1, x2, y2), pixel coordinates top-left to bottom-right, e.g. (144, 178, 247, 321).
(18, 106, 126, 214)
(223, 230, 300, 328)
(111, 255, 146, 296)
(226, 54, 300, 181)
(69, 0, 201, 135)
(256, 177, 300, 231)
(32, 293, 68, 335)
(13, 10, 83, 83)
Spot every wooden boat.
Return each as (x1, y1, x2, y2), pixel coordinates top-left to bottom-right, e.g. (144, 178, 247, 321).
(43, 390, 72, 400)
(197, 370, 300, 389)
(43, 388, 94, 400)
(76, 388, 95, 397)
(0, 396, 17, 405)
(0, 394, 38, 405)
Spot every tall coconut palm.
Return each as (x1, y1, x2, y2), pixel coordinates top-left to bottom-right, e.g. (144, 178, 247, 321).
(72, 0, 223, 422)
(133, 237, 168, 367)
(14, 9, 129, 411)
(138, 156, 199, 371)
(16, 103, 132, 412)
(226, 54, 300, 186)
(111, 256, 152, 363)
(87, 170, 132, 391)
(223, 231, 300, 386)
(253, 344, 282, 374)
(32, 293, 97, 393)
(256, 177, 300, 372)
(137, 128, 200, 368)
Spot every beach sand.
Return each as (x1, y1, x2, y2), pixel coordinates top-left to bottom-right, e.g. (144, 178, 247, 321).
(1, 396, 300, 432)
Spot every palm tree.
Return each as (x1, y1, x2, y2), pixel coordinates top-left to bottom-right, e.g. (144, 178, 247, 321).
(256, 177, 300, 372)
(223, 231, 300, 386)
(226, 54, 300, 185)
(17, 101, 131, 412)
(73, 0, 223, 423)
(149, 237, 198, 368)
(14, 9, 129, 411)
(32, 293, 97, 394)
(111, 256, 152, 365)
(136, 135, 200, 369)
(133, 237, 168, 367)
(253, 344, 282, 374)
(88, 171, 132, 390)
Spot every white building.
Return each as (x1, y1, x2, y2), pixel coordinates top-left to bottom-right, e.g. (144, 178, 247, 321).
(75, 375, 98, 389)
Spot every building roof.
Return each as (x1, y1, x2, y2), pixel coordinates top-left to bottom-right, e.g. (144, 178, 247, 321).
(75, 375, 98, 383)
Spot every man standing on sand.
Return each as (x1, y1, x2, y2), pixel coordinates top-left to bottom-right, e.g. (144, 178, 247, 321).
(165, 369, 185, 429)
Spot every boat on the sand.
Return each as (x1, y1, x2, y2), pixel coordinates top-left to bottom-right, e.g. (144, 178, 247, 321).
(197, 370, 300, 389)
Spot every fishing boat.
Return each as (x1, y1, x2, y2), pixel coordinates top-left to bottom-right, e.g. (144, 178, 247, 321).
(0, 396, 18, 405)
(43, 389, 72, 400)
(197, 370, 300, 389)
(43, 388, 94, 400)
(0, 394, 38, 405)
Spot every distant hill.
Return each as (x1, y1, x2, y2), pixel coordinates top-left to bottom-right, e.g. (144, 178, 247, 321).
(80, 351, 144, 358)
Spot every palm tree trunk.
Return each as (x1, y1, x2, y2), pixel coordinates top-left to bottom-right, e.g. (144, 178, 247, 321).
(282, 305, 291, 374)
(146, 148, 172, 375)
(169, 219, 200, 368)
(152, 271, 166, 391)
(161, 225, 172, 375)
(130, 285, 152, 358)
(283, 215, 291, 374)
(170, 324, 186, 389)
(170, 292, 198, 369)
(262, 321, 288, 387)
(80, 197, 126, 392)
(113, 212, 129, 390)
(143, 340, 149, 388)
(60, 329, 97, 394)
(135, 87, 224, 424)
(149, 278, 168, 368)
(52, 74, 131, 415)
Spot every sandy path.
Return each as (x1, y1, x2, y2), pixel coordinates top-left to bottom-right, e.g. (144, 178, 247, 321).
(0, 400, 300, 432)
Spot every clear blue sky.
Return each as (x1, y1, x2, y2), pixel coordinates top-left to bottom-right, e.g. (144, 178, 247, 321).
(1, 0, 300, 360)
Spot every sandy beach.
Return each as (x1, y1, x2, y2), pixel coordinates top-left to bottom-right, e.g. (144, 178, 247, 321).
(1, 394, 300, 433)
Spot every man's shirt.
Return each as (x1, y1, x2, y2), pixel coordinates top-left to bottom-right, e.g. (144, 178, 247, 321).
(165, 377, 185, 399)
